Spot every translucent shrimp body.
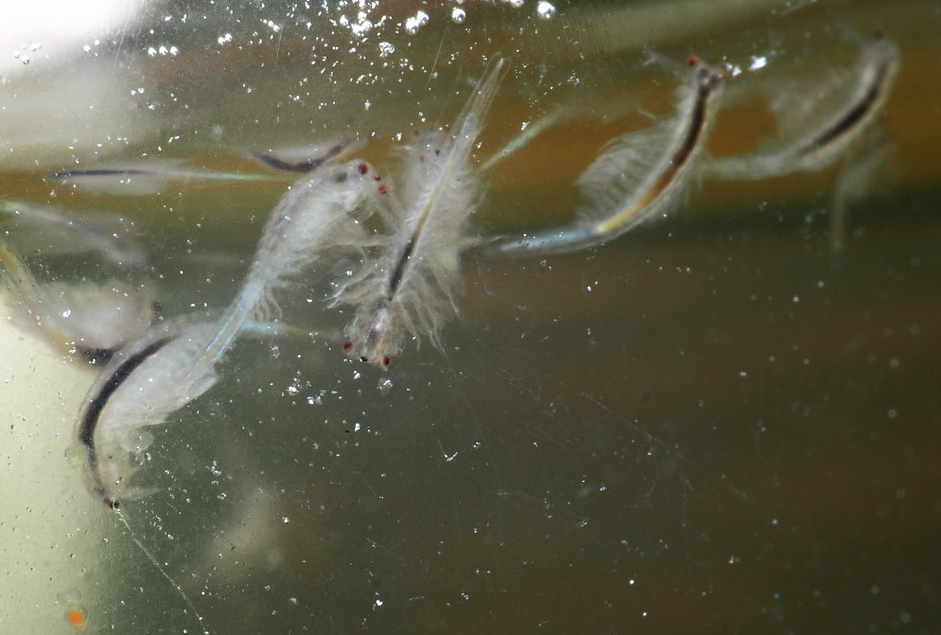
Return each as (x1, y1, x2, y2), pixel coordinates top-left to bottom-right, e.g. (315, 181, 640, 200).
(705, 35, 899, 180)
(335, 56, 506, 367)
(76, 319, 221, 508)
(183, 159, 379, 385)
(493, 58, 725, 256)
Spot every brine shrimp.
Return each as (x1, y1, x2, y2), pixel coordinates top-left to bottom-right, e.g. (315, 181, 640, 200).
(0, 200, 146, 267)
(705, 33, 899, 180)
(489, 56, 724, 256)
(182, 158, 383, 385)
(76, 319, 221, 509)
(334, 55, 507, 368)
(49, 159, 275, 196)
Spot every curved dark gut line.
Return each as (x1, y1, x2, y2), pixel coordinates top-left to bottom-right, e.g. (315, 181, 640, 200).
(599, 65, 718, 233)
(78, 336, 173, 508)
(799, 46, 893, 157)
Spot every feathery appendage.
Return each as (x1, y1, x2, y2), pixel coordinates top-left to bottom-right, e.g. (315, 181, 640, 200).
(334, 55, 507, 368)
(705, 34, 899, 181)
(491, 57, 724, 257)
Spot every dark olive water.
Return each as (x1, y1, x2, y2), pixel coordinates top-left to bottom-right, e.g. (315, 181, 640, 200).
(2, 1, 940, 634)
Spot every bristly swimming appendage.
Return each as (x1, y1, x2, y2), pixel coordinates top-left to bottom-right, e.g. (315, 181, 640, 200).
(489, 56, 724, 256)
(705, 33, 899, 180)
(334, 55, 507, 368)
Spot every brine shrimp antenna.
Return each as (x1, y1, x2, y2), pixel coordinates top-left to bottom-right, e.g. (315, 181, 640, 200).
(705, 33, 899, 180)
(489, 57, 725, 256)
(335, 55, 507, 367)
(112, 507, 210, 635)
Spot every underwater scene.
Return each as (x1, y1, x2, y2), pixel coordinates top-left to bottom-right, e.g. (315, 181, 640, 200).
(1, 0, 939, 633)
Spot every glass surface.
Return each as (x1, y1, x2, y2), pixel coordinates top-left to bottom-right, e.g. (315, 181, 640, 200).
(2, 1, 939, 633)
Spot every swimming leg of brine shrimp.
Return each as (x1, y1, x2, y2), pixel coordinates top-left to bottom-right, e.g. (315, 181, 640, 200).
(333, 55, 507, 368)
(704, 33, 899, 181)
(488, 56, 724, 257)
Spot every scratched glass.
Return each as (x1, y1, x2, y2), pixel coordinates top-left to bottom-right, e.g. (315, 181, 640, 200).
(2, 1, 940, 634)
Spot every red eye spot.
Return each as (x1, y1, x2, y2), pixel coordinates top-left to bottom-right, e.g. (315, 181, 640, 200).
(381, 356, 391, 368)
(357, 162, 369, 175)
(378, 183, 389, 195)
(342, 341, 353, 351)
(687, 55, 699, 66)
(420, 154, 427, 161)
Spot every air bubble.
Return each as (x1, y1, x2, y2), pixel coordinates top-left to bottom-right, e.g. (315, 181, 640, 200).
(451, 8, 466, 23)
(536, 1, 556, 19)
(404, 10, 429, 35)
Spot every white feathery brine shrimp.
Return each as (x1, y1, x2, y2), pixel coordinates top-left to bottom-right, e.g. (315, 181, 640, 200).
(705, 34, 899, 180)
(78, 157, 384, 508)
(490, 56, 725, 256)
(334, 54, 507, 368)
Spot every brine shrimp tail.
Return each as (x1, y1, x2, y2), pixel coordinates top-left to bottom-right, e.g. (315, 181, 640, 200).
(491, 58, 724, 257)
(829, 125, 893, 254)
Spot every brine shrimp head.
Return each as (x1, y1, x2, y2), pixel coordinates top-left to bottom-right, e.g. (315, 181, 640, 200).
(490, 56, 724, 256)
